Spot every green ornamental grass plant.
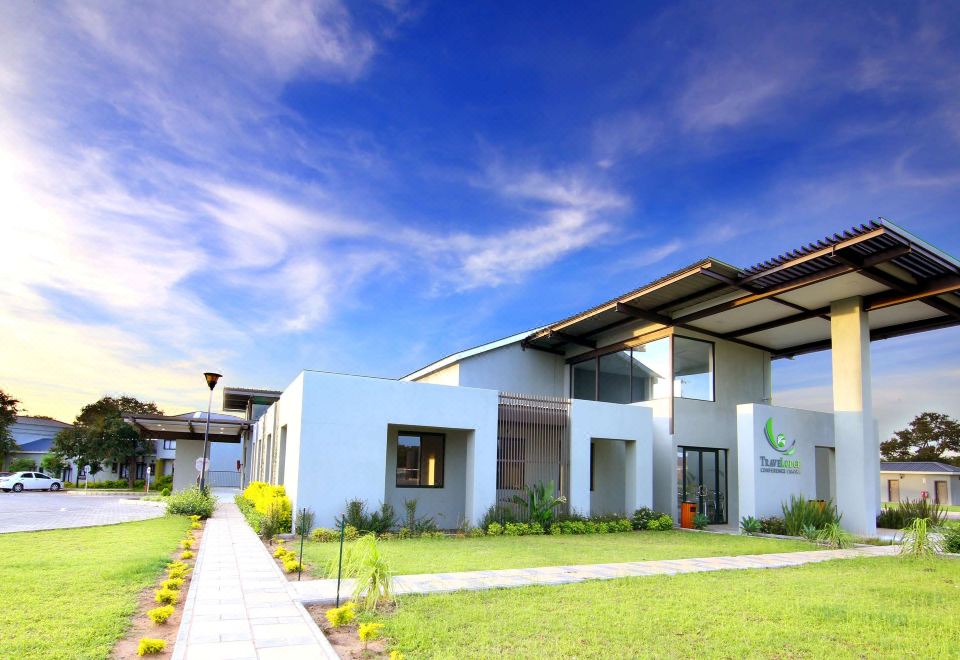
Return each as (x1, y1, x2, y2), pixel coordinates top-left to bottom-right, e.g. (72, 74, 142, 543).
(815, 522, 854, 549)
(899, 517, 942, 558)
(781, 495, 840, 536)
(329, 534, 393, 612)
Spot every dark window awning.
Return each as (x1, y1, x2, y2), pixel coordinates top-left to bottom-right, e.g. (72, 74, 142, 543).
(123, 413, 250, 444)
(522, 220, 960, 359)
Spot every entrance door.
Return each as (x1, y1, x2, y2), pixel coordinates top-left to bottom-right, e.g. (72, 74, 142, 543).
(935, 481, 947, 505)
(887, 479, 900, 503)
(679, 447, 728, 524)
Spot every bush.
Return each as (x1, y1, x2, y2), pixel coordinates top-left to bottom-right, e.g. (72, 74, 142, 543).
(312, 527, 338, 542)
(181, 538, 193, 550)
(161, 578, 183, 591)
(160, 488, 170, 497)
(166, 562, 189, 580)
(632, 507, 666, 530)
(942, 525, 960, 554)
(242, 482, 293, 532)
(295, 507, 316, 536)
(487, 522, 503, 536)
(900, 517, 942, 558)
(480, 504, 517, 530)
(329, 535, 393, 612)
(154, 588, 179, 605)
(137, 638, 166, 656)
(758, 516, 787, 535)
(8, 457, 36, 472)
(259, 502, 287, 541)
(338, 499, 397, 535)
(896, 499, 947, 527)
(282, 557, 303, 573)
(190, 521, 202, 530)
(166, 487, 216, 519)
(180, 550, 194, 560)
(509, 480, 566, 527)
(358, 622, 384, 648)
(646, 514, 674, 531)
(147, 605, 174, 625)
(740, 516, 761, 535)
(816, 522, 854, 549)
(781, 496, 840, 536)
(403, 499, 438, 535)
(692, 513, 710, 530)
(235, 494, 264, 532)
(876, 507, 906, 529)
(325, 601, 356, 627)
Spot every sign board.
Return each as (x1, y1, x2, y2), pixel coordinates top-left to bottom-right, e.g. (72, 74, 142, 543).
(195, 457, 210, 472)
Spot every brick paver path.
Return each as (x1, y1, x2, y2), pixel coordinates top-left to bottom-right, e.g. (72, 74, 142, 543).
(289, 544, 898, 605)
(172, 501, 337, 660)
(0, 492, 163, 533)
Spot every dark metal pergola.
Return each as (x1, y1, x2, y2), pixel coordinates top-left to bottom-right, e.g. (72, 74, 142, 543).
(123, 413, 250, 443)
(521, 219, 960, 360)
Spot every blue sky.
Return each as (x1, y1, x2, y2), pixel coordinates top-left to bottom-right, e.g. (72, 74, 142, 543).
(1, 1, 958, 440)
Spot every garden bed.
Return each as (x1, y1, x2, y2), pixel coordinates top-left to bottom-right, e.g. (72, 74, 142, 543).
(111, 518, 205, 658)
(306, 604, 391, 659)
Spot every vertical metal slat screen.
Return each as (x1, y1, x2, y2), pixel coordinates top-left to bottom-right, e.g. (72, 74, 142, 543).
(497, 392, 571, 519)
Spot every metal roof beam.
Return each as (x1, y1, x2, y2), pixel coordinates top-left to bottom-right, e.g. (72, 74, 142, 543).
(865, 275, 960, 315)
(616, 302, 773, 354)
(723, 306, 831, 338)
(547, 330, 596, 349)
(772, 314, 960, 359)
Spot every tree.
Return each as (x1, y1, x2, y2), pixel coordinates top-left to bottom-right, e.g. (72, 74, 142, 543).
(52, 426, 101, 486)
(9, 456, 36, 472)
(881, 412, 960, 465)
(40, 453, 66, 478)
(57, 396, 163, 488)
(0, 389, 20, 467)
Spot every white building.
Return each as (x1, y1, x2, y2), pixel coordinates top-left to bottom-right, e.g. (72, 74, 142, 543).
(197, 220, 956, 536)
(880, 461, 960, 506)
(4, 416, 72, 474)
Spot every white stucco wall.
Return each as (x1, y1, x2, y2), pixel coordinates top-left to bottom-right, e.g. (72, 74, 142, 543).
(737, 404, 835, 521)
(590, 439, 627, 514)
(288, 371, 500, 527)
(569, 399, 652, 516)
(173, 439, 205, 492)
(880, 472, 960, 505)
(414, 363, 460, 386)
(457, 343, 565, 396)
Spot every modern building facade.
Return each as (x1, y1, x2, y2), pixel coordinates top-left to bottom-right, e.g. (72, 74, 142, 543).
(220, 220, 958, 536)
(880, 461, 960, 506)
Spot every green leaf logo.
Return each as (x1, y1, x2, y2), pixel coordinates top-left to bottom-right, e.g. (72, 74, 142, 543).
(764, 418, 796, 456)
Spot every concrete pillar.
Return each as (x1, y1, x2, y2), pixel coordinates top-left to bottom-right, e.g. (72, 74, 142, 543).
(464, 426, 498, 526)
(830, 296, 878, 536)
(568, 432, 592, 517)
(624, 440, 641, 513)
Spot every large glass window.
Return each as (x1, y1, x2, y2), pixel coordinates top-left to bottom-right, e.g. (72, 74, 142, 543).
(396, 432, 445, 488)
(570, 337, 670, 403)
(673, 337, 714, 401)
(572, 359, 597, 400)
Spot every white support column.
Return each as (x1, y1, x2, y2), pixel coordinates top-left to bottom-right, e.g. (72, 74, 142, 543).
(623, 440, 652, 513)
(464, 426, 498, 526)
(568, 431, 592, 517)
(830, 296, 878, 536)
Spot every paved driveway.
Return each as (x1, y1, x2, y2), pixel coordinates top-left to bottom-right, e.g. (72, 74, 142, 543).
(0, 492, 164, 534)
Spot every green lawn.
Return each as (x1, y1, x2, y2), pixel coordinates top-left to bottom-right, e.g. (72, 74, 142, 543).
(0, 516, 190, 659)
(377, 556, 960, 658)
(304, 530, 816, 576)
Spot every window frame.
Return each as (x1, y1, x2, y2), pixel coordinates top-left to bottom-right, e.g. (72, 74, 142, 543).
(672, 335, 716, 402)
(569, 335, 672, 404)
(163, 439, 177, 450)
(395, 431, 446, 489)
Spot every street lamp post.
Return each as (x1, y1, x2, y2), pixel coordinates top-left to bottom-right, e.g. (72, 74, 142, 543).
(199, 372, 222, 491)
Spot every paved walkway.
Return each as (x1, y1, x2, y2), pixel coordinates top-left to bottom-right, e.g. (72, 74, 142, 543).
(0, 492, 164, 533)
(172, 502, 337, 660)
(290, 544, 898, 604)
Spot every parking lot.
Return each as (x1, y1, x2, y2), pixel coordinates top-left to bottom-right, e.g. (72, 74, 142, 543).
(0, 492, 164, 534)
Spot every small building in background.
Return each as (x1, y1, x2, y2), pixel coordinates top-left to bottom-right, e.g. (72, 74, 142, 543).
(880, 461, 960, 506)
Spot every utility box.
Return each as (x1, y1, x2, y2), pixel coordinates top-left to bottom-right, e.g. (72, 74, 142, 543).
(680, 501, 698, 529)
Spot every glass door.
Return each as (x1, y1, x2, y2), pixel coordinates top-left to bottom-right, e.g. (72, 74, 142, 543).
(678, 447, 728, 524)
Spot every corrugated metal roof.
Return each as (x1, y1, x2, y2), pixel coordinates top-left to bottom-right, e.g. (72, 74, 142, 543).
(880, 461, 960, 474)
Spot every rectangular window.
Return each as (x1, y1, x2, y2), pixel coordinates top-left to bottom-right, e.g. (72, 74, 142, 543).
(598, 350, 631, 404)
(135, 463, 146, 480)
(570, 336, 670, 404)
(673, 336, 714, 401)
(572, 359, 597, 401)
(163, 440, 176, 450)
(396, 432, 445, 488)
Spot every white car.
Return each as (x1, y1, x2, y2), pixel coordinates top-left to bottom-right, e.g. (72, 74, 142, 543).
(0, 472, 64, 492)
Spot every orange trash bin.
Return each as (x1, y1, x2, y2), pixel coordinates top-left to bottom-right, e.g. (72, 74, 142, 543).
(681, 501, 698, 529)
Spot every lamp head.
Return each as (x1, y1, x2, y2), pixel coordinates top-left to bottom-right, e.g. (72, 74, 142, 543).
(203, 372, 222, 391)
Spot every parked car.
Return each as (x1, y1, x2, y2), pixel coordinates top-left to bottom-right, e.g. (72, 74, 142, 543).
(0, 472, 64, 492)
(0, 471, 11, 478)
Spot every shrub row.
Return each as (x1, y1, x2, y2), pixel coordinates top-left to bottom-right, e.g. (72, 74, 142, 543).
(242, 482, 293, 533)
(70, 475, 173, 490)
(166, 487, 216, 519)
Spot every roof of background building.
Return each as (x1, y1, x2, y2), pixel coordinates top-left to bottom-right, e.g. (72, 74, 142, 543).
(15, 438, 55, 453)
(880, 461, 960, 474)
(14, 416, 71, 427)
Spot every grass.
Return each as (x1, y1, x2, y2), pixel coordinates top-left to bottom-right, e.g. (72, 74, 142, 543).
(377, 556, 960, 658)
(304, 530, 816, 576)
(0, 516, 190, 659)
